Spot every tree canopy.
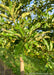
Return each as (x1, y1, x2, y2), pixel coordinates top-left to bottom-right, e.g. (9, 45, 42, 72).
(0, 0, 54, 74)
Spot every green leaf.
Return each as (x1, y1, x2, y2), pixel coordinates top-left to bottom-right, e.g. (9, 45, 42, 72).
(50, 41, 53, 51)
(24, 43, 29, 50)
(43, 39, 49, 51)
(19, 26, 25, 37)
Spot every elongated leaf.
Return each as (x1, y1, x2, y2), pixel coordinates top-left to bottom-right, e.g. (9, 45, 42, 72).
(43, 39, 49, 51)
(0, 4, 10, 11)
(22, 12, 30, 18)
(50, 41, 53, 51)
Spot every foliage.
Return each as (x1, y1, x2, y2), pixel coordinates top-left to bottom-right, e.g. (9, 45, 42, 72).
(0, 0, 54, 74)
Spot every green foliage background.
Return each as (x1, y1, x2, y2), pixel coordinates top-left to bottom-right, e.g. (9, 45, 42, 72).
(0, 0, 54, 75)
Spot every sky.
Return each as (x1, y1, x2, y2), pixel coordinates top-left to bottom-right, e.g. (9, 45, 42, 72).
(0, 0, 54, 32)
(0, 0, 54, 20)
